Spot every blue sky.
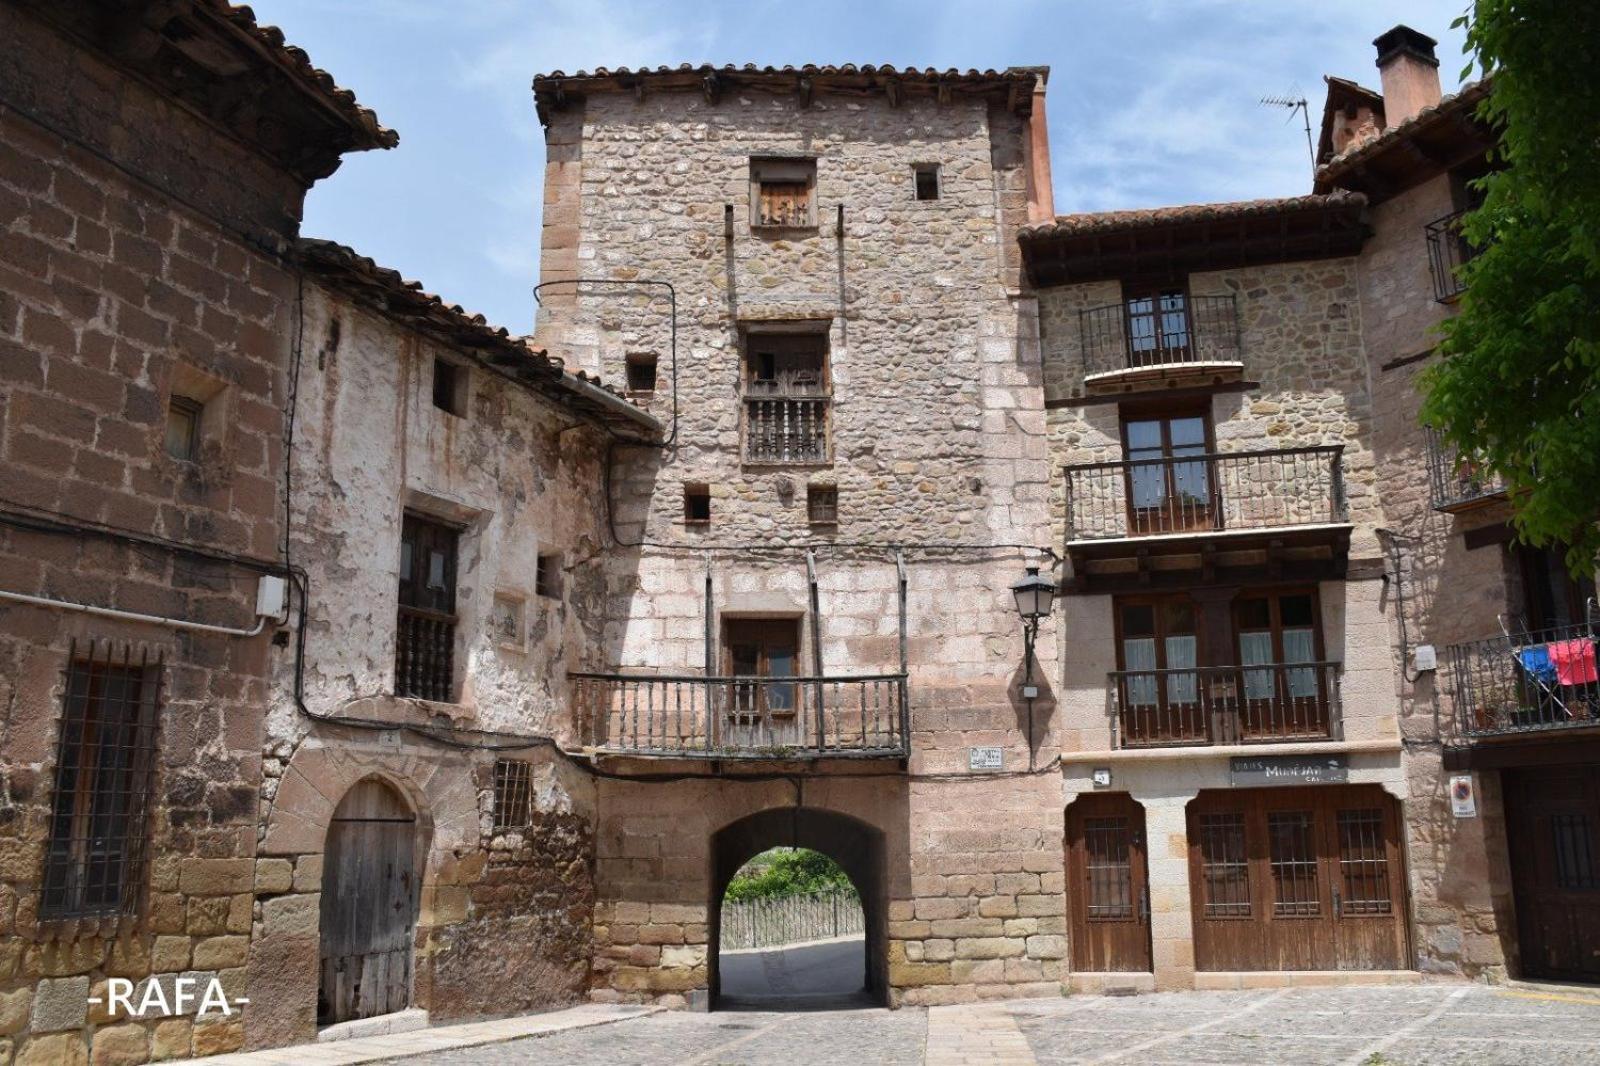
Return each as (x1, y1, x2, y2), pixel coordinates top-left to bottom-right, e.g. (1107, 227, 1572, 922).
(255, 0, 1470, 334)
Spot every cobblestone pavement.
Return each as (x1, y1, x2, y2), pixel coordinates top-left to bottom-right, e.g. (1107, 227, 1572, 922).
(380, 984, 1600, 1065)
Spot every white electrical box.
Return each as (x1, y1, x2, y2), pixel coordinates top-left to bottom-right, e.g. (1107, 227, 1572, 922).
(256, 575, 288, 619)
(1413, 644, 1437, 672)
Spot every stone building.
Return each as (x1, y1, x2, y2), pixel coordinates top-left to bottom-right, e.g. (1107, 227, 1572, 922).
(530, 63, 1069, 1008)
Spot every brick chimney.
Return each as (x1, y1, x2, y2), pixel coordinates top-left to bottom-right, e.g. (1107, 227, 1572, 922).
(1374, 25, 1442, 128)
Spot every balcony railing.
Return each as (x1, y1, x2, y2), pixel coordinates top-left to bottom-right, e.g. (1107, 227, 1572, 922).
(1424, 426, 1504, 512)
(395, 606, 455, 702)
(571, 672, 908, 758)
(1109, 662, 1342, 749)
(1064, 446, 1346, 542)
(1448, 620, 1600, 738)
(1078, 295, 1241, 378)
(744, 395, 830, 465)
(1424, 208, 1476, 302)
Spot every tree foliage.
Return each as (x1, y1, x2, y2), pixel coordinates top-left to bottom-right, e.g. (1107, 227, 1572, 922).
(723, 848, 856, 903)
(1421, 0, 1600, 575)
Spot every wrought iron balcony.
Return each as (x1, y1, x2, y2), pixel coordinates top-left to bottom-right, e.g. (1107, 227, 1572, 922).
(1448, 621, 1600, 739)
(571, 671, 908, 758)
(1078, 294, 1241, 379)
(1109, 661, 1342, 748)
(1064, 446, 1346, 542)
(1424, 426, 1504, 512)
(1424, 208, 1478, 302)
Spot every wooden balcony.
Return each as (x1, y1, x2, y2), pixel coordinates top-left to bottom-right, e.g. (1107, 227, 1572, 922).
(743, 390, 830, 466)
(571, 672, 908, 759)
(1108, 661, 1342, 749)
(395, 606, 455, 702)
(1062, 446, 1350, 593)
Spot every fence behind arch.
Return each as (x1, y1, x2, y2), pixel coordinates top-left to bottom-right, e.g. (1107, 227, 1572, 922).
(719, 887, 863, 950)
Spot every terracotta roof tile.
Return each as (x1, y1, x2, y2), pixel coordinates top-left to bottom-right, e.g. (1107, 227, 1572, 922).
(1316, 79, 1491, 184)
(1019, 191, 1367, 241)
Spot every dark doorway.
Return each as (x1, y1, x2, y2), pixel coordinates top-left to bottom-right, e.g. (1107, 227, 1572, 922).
(1187, 785, 1409, 972)
(1504, 764, 1600, 982)
(710, 807, 886, 1009)
(319, 778, 420, 1025)
(1066, 793, 1153, 973)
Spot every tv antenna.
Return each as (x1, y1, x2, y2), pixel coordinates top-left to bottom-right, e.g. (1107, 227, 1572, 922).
(1261, 92, 1314, 174)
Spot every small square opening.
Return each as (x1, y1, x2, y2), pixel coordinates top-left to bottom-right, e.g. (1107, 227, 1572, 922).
(684, 483, 711, 524)
(626, 352, 658, 395)
(914, 164, 940, 201)
(807, 484, 838, 526)
(165, 396, 202, 462)
(433, 357, 467, 416)
(535, 553, 562, 600)
(751, 157, 817, 229)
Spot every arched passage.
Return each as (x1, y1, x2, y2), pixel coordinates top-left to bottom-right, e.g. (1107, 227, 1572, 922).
(319, 777, 424, 1025)
(710, 807, 887, 1008)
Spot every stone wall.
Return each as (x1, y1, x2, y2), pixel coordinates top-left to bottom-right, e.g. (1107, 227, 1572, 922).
(0, 10, 297, 1060)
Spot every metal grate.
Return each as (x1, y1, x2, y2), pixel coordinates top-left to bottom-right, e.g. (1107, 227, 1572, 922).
(1268, 810, 1320, 917)
(1198, 812, 1251, 918)
(41, 640, 162, 920)
(1424, 208, 1474, 302)
(492, 759, 532, 832)
(1083, 816, 1133, 920)
(1336, 809, 1393, 915)
(1552, 813, 1599, 891)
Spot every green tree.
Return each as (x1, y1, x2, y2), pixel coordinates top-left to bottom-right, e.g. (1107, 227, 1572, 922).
(723, 848, 856, 903)
(1421, 0, 1600, 575)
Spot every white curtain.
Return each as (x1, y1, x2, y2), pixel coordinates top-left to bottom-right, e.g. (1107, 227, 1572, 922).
(1123, 638, 1157, 706)
(1166, 635, 1198, 702)
(1240, 631, 1274, 700)
(1283, 628, 1316, 697)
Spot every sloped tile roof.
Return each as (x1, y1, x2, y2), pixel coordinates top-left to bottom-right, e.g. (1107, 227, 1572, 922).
(1020, 191, 1367, 241)
(1316, 79, 1492, 188)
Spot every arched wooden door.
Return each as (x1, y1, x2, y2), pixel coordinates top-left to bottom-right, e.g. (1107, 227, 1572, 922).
(319, 779, 418, 1025)
(1066, 793, 1152, 972)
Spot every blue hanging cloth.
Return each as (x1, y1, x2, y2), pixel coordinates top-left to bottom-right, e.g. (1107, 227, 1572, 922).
(1517, 644, 1558, 685)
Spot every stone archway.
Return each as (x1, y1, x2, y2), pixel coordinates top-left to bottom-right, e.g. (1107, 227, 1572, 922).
(709, 806, 887, 1007)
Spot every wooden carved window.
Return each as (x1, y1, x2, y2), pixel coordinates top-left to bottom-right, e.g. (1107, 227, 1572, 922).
(1122, 282, 1192, 367)
(41, 641, 162, 919)
(1336, 808, 1395, 914)
(396, 512, 459, 702)
(743, 330, 830, 465)
(492, 759, 532, 832)
(1197, 812, 1250, 918)
(723, 618, 800, 718)
(1267, 810, 1320, 917)
(750, 157, 816, 229)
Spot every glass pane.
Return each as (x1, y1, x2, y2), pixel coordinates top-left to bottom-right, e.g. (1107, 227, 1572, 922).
(1240, 631, 1274, 699)
(1283, 628, 1316, 696)
(1171, 460, 1210, 506)
(427, 550, 446, 590)
(1168, 416, 1206, 448)
(1121, 604, 1156, 638)
(1237, 597, 1271, 630)
(1130, 465, 1165, 509)
(164, 403, 197, 460)
(730, 643, 759, 676)
(1163, 600, 1195, 634)
(1126, 297, 1157, 354)
(1280, 594, 1315, 628)
(1166, 634, 1197, 703)
(1123, 637, 1157, 706)
(1124, 420, 1163, 455)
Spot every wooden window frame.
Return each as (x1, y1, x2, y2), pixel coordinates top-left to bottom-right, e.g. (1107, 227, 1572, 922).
(741, 325, 833, 467)
(749, 157, 818, 230)
(395, 512, 461, 702)
(721, 617, 803, 719)
(40, 641, 162, 920)
(1118, 404, 1217, 534)
(807, 483, 838, 527)
(1231, 586, 1331, 740)
(165, 395, 203, 462)
(1120, 278, 1194, 366)
(1231, 586, 1327, 668)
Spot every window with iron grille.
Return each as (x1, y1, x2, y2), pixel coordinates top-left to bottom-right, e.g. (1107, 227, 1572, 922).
(492, 759, 532, 831)
(396, 512, 460, 702)
(41, 641, 162, 919)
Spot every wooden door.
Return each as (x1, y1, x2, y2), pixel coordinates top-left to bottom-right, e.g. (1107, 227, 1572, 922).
(722, 619, 802, 746)
(1121, 413, 1215, 535)
(1188, 786, 1407, 972)
(1067, 793, 1152, 972)
(1505, 766, 1600, 982)
(319, 779, 418, 1025)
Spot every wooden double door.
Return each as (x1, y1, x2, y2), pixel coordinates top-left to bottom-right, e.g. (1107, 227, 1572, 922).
(1187, 786, 1408, 972)
(319, 779, 419, 1025)
(1504, 765, 1600, 982)
(1066, 793, 1152, 972)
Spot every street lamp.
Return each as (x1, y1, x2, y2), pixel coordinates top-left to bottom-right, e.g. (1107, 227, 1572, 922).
(1010, 565, 1056, 770)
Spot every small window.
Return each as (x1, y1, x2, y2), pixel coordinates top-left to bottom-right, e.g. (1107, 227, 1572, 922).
(41, 642, 162, 919)
(492, 759, 532, 832)
(750, 157, 816, 229)
(807, 484, 838, 526)
(397, 512, 460, 702)
(913, 164, 940, 201)
(535, 554, 562, 600)
(433, 357, 467, 416)
(684, 483, 711, 524)
(626, 352, 658, 395)
(165, 396, 202, 462)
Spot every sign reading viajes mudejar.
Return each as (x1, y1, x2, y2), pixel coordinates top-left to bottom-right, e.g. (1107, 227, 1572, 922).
(1229, 754, 1348, 787)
